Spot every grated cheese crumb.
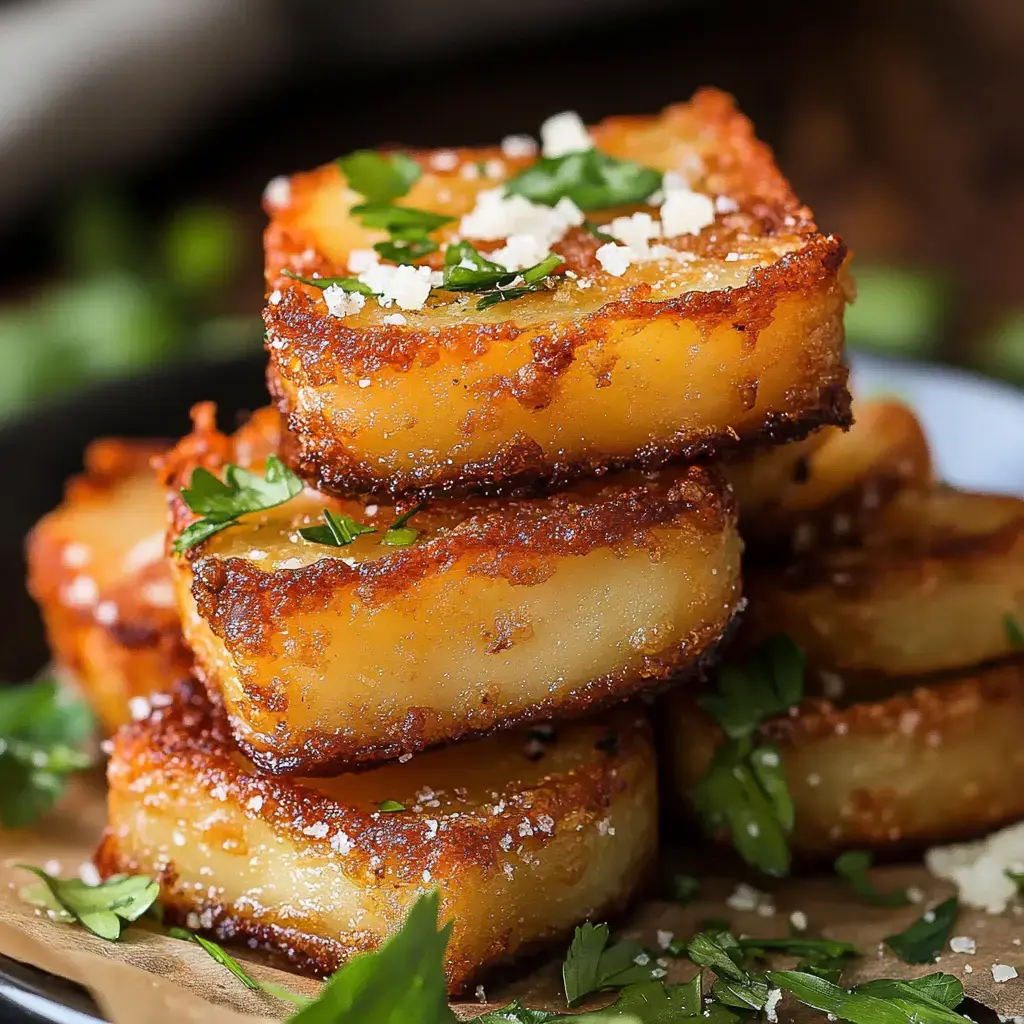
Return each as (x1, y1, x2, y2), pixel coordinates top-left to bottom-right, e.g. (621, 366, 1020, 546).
(927, 822, 1024, 913)
(330, 830, 353, 855)
(657, 929, 674, 950)
(660, 188, 715, 237)
(263, 176, 291, 209)
(323, 285, 366, 319)
(302, 822, 330, 839)
(789, 911, 808, 932)
(992, 963, 1018, 983)
(359, 263, 438, 311)
(950, 935, 977, 954)
(765, 988, 783, 1023)
(501, 134, 537, 159)
(382, 313, 408, 326)
(540, 111, 591, 158)
(595, 242, 634, 277)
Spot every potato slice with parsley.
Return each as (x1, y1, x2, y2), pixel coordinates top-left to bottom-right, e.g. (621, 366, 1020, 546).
(97, 682, 657, 992)
(161, 405, 741, 775)
(742, 486, 1024, 684)
(26, 439, 189, 733)
(668, 658, 1024, 857)
(726, 399, 933, 555)
(263, 88, 851, 499)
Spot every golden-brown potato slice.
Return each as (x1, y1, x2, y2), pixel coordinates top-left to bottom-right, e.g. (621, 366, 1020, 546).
(667, 660, 1024, 856)
(726, 399, 933, 554)
(162, 407, 742, 775)
(264, 88, 851, 499)
(26, 439, 189, 733)
(96, 683, 657, 992)
(743, 487, 1024, 685)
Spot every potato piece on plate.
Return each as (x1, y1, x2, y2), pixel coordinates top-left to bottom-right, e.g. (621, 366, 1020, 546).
(162, 407, 742, 774)
(726, 399, 932, 554)
(264, 88, 850, 499)
(667, 659, 1024, 856)
(26, 439, 189, 732)
(97, 683, 657, 992)
(743, 486, 1024, 684)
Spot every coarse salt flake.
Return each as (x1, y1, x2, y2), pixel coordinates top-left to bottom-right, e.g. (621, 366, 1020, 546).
(993, 963, 1018, 983)
(330, 830, 353, 855)
(303, 822, 330, 839)
(950, 935, 977, 954)
(348, 249, 379, 274)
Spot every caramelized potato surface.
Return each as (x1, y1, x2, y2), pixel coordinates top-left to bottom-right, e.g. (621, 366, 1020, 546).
(668, 660, 1024, 855)
(264, 88, 850, 498)
(743, 487, 1024, 684)
(726, 399, 933, 554)
(26, 439, 189, 732)
(163, 408, 742, 774)
(97, 684, 658, 992)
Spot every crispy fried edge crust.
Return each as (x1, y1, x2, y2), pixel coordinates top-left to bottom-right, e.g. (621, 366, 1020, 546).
(667, 659, 1024, 856)
(95, 682, 658, 989)
(159, 405, 743, 774)
(262, 88, 851, 499)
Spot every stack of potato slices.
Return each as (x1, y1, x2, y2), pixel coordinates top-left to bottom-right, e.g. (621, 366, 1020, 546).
(27, 89, 864, 991)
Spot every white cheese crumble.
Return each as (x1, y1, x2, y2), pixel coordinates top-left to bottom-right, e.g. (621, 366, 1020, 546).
(595, 242, 634, 277)
(501, 134, 537, 159)
(488, 234, 551, 271)
(764, 988, 783, 1023)
(323, 285, 366, 319)
(359, 263, 439, 311)
(382, 313, 408, 326)
(926, 822, 1024, 913)
(992, 963, 1018, 983)
(348, 249, 379, 274)
(430, 150, 459, 172)
(540, 111, 592, 158)
(128, 696, 151, 721)
(459, 188, 583, 247)
(302, 822, 330, 839)
(789, 910, 808, 932)
(605, 211, 662, 251)
(263, 176, 291, 209)
(268, 289, 283, 305)
(330, 830, 353, 855)
(660, 186, 715, 238)
(950, 936, 977, 954)
(726, 882, 775, 915)
(656, 929, 674, 950)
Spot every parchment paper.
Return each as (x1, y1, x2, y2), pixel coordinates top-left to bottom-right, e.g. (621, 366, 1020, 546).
(1, 775, 1022, 1022)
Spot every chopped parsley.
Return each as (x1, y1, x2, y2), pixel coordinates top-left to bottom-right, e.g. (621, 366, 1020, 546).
(337, 151, 422, 204)
(505, 149, 662, 210)
(0, 680, 94, 828)
(440, 241, 563, 310)
(299, 508, 376, 547)
(884, 898, 959, 965)
(1005, 613, 1024, 649)
(18, 866, 158, 940)
(174, 455, 303, 554)
(380, 503, 425, 547)
(377, 799, 406, 813)
(561, 922, 661, 1007)
(692, 636, 805, 876)
(281, 269, 375, 295)
(835, 850, 912, 907)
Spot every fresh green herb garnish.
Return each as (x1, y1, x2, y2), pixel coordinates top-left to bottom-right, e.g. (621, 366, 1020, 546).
(686, 931, 769, 1011)
(287, 890, 455, 1024)
(174, 455, 303, 554)
(281, 269, 375, 295)
(561, 922, 660, 1007)
(669, 873, 700, 905)
(18, 866, 158, 940)
(505, 150, 661, 211)
(884, 898, 959, 965)
(583, 219, 615, 242)
(337, 151, 422, 204)
(692, 636, 805, 876)
(739, 936, 860, 960)
(298, 508, 377, 547)
(769, 969, 968, 1024)
(373, 237, 441, 264)
(440, 241, 563, 310)
(1006, 614, 1024, 649)
(381, 503, 425, 547)
(0, 681, 94, 828)
(1005, 867, 1024, 893)
(169, 927, 310, 1006)
(378, 799, 406, 813)
(473, 1002, 560, 1023)
(835, 851, 912, 907)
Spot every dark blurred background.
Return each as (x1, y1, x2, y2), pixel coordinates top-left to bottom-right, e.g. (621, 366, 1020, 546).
(0, 0, 1022, 420)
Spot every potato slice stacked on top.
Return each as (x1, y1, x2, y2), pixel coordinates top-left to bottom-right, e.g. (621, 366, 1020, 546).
(27, 89, 864, 990)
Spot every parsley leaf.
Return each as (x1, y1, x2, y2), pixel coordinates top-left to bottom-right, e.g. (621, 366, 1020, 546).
(440, 242, 563, 310)
(769, 969, 969, 1024)
(505, 150, 661, 210)
(378, 799, 405, 813)
(693, 636, 804, 876)
(174, 454, 303, 554)
(337, 151, 421, 203)
(381, 503, 425, 547)
(351, 203, 453, 236)
(739, 937, 860, 960)
(299, 508, 376, 547)
(884, 898, 959, 965)
(1006, 613, 1024, 649)
(0, 681, 94, 828)
(472, 1002, 560, 1024)
(561, 922, 659, 1007)
(374, 236, 441, 263)
(835, 851, 912, 907)
(169, 927, 309, 1007)
(857, 975, 964, 1011)
(286, 889, 456, 1024)
(18, 866, 158, 940)
(281, 269, 375, 295)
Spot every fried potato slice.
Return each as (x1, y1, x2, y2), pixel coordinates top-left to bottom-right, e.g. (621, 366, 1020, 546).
(742, 487, 1024, 685)
(162, 406, 742, 775)
(726, 399, 933, 554)
(667, 659, 1024, 856)
(264, 88, 851, 498)
(26, 439, 189, 733)
(97, 683, 657, 992)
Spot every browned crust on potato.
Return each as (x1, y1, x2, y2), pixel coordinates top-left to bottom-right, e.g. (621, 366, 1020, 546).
(96, 681, 656, 988)
(668, 659, 1024, 855)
